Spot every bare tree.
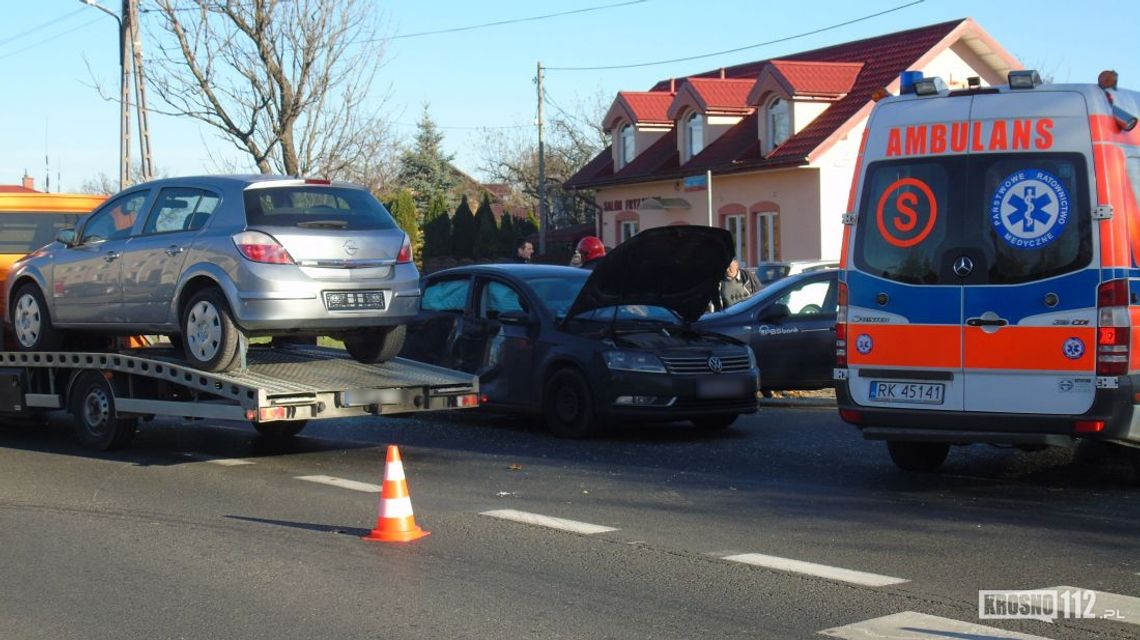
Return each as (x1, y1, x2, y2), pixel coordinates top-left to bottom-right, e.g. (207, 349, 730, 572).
(146, 0, 394, 178)
(79, 165, 169, 195)
(480, 89, 609, 228)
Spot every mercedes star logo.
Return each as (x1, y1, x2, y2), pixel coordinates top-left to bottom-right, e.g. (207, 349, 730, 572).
(707, 356, 723, 373)
(343, 239, 359, 256)
(953, 255, 974, 277)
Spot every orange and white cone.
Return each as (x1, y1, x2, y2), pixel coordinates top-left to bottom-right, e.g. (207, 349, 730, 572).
(363, 445, 430, 542)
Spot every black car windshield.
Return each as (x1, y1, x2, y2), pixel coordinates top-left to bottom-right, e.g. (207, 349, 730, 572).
(242, 186, 397, 230)
(519, 272, 590, 318)
(574, 305, 682, 325)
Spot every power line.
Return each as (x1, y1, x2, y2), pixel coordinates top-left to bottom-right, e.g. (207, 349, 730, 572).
(546, 0, 924, 71)
(0, 7, 86, 48)
(389, 0, 646, 40)
(0, 16, 105, 62)
(394, 121, 529, 131)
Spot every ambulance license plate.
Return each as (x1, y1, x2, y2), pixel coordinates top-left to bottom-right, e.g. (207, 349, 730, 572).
(868, 381, 944, 405)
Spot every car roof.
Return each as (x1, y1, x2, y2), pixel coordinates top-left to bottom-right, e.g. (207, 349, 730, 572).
(428, 263, 586, 279)
(126, 175, 370, 191)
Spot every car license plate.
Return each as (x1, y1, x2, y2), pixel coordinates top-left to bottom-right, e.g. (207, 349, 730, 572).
(697, 377, 748, 399)
(324, 290, 385, 311)
(868, 381, 944, 405)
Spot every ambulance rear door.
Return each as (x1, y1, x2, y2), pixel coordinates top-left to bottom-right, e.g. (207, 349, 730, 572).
(959, 91, 1098, 414)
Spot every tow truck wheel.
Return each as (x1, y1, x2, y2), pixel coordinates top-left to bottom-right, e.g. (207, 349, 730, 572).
(11, 284, 63, 351)
(70, 371, 137, 451)
(344, 325, 406, 364)
(253, 420, 308, 439)
(544, 368, 601, 438)
(182, 289, 239, 372)
(886, 441, 949, 472)
(692, 414, 738, 430)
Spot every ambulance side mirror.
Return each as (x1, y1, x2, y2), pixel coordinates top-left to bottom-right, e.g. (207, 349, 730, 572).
(1113, 105, 1138, 132)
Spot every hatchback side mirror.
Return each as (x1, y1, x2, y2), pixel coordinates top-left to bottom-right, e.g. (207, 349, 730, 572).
(56, 229, 76, 246)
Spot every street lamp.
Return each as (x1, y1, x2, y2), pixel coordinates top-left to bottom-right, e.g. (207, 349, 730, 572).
(80, 0, 129, 191)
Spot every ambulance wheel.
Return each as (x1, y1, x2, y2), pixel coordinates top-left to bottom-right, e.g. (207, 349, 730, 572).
(886, 441, 949, 472)
(70, 371, 137, 451)
(343, 325, 406, 364)
(253, 420, 308, 439)
(544, 368, 600, 438)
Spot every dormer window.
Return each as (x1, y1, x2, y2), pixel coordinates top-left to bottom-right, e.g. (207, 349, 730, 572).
(686, 112, 703, 160)
(766, 97, 790, 152)
(620, 124, 635, 168)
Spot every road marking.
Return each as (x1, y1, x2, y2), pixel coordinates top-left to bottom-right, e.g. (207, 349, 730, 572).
(722, 553, 908, 587)
(819, 611, 1054, 639)
(1046, 586, 1140, 626)
(480, 509, 618, 535)
(178, 453, 255, 466)
(295, 475, 381, 493)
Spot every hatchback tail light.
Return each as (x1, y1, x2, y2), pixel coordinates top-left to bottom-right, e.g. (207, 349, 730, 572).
(1096, 279, 1131, 376)
(233, 231, 294, 265)
(397, 234, 413, 264)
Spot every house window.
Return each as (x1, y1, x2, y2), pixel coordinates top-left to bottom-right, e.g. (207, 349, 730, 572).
(724, 214, 747, 266)
(620, 124, 635, 167)
(620, 220, 639, 242)
(756, 212, 779, 261)
(767, 97, 790, 152)
(686, 112, 703, 159)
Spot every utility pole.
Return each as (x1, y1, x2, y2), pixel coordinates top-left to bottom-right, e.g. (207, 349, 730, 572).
(119, 0, 131, 189)
(536, 61, 547, 256)
(127, 0, 153, 182)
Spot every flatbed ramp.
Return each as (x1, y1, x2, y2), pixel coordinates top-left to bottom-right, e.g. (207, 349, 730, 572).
(0, 345, 479, 424)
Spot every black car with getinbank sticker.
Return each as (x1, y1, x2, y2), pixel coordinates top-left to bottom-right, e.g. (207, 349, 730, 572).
(400, 226, 760, 437)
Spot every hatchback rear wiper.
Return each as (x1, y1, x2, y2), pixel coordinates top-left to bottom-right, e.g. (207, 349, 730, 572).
(296, 220, 348, 229)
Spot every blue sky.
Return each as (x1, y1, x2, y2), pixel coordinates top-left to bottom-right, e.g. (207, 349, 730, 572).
(2, 0, 1137, 192)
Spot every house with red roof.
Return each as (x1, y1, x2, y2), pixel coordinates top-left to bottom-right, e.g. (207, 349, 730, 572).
(0, 174, 39, 193)
(565, 18, 1021, 265)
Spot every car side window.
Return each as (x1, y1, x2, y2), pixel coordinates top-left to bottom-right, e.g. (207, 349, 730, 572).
(480, 281, 526, 319)
(777, 279, 834, 316)
(422, 278, 470, 313)
(142, 187, 220, 235)
(80, 191, 148, 244)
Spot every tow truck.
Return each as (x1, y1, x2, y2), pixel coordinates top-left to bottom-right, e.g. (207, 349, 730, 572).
(0, 337, 479, 450)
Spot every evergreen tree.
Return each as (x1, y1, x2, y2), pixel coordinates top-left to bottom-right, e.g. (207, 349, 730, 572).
(388, 189, 421, 261)
(422, 192, 451, 259)
(498, 213, 518, 257)
(398, 105, 460, 213)
(450, 195, 476, 259)
(516, 211, 539, 238)
(472, 192, 499, 259)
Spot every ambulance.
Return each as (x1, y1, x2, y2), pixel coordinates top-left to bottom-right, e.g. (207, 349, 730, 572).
(835, 69, 1140, 474)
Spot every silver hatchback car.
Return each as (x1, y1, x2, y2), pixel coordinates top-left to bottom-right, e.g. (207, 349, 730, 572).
(6, 175, 419, 372)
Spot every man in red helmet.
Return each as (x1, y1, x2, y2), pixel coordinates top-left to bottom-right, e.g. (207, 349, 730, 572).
(572, 236, 606, 270)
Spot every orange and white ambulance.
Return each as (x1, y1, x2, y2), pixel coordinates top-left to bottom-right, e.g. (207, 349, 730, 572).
(836, 69, 1140, 474)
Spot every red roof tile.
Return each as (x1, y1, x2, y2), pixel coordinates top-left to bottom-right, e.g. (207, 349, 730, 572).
(769, 60, 863, 97)
(571, 19, 989, 189)
(621, 91, 673, 123)
(684, 78, 754, 112)
(0, 185, 38, 193)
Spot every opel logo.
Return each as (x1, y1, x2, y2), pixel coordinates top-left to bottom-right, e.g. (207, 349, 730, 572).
(707, 356, 723, 373)
(343, 239, 359, 256)
(953, 255, 974, 278)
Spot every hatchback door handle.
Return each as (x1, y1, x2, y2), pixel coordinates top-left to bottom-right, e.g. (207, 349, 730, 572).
(165, 246, 184, 256)
(104, 251, 120, 262)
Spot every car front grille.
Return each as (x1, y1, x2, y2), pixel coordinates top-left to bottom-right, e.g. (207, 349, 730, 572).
(660, 353, 752, 375)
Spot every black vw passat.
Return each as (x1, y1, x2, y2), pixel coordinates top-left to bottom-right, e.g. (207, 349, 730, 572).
(400, 226, 760, 437)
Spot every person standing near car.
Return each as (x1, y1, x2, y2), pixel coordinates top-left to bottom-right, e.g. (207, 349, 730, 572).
(717, 258, 760, 310)
(513, 238, 534, 263)
(574, 236, 606, 271)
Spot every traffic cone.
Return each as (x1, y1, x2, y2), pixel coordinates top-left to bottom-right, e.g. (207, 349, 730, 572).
(363, 445, 430, 542)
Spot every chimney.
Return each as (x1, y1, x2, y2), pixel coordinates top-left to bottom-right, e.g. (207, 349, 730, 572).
(21, 172, 34, 191)
(720, 68, 726, 79)
(669, 78, 675, 93)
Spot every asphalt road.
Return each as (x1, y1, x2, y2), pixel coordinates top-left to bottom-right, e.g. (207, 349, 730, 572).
(1, 400, 1137, 639)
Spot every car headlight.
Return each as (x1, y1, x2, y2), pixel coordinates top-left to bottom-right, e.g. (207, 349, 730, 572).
(603, 350, 667, 374)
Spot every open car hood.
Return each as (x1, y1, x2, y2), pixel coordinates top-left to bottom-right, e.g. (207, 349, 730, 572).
(564, 226, 734, 324)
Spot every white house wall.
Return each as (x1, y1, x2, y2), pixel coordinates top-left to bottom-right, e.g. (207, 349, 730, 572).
(812, 116, 867, 260)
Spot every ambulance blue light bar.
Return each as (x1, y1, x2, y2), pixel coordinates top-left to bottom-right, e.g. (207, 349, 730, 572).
(1008, 70, 1042, 90)
(898, 70, 924, 95)
(913, 77, 946, 96)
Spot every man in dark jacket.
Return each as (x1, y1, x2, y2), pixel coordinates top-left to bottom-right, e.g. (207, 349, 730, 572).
(717, 259, 760, 310)
(513, 239, 535, 263)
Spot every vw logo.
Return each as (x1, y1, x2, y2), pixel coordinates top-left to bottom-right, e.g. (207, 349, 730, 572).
(343, 240, 359, 256)
(953, 255, 974, 277)
(707, 356, 723, 373)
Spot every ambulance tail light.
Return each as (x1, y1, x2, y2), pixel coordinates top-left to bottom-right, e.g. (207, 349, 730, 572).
(836, 282, 849, 367)
(1096, 279, 1131, 376)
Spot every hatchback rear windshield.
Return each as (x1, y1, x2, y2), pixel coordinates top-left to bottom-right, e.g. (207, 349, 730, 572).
(854, 153, 1091, 285)
(0, 212, 83, 254)
(242, 186, 397, 230)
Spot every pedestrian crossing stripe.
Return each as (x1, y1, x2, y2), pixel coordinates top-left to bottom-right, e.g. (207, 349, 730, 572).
(819, 611, 1053, 639)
